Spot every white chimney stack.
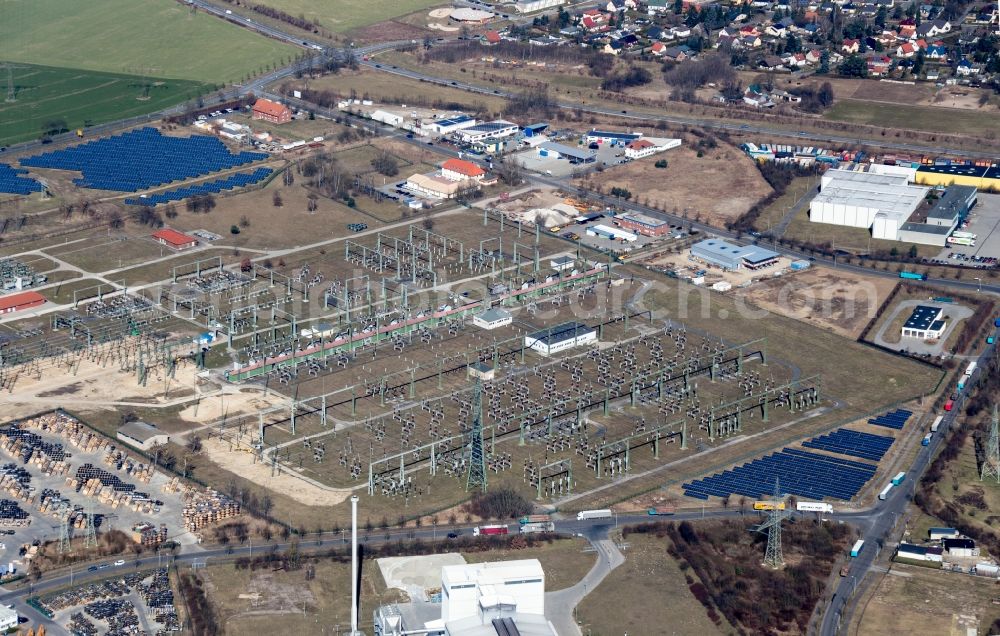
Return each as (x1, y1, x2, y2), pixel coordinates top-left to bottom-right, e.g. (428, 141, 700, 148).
(351, 494, 360, 635)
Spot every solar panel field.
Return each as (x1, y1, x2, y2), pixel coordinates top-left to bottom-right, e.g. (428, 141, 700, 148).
(0, 64, 208, 146)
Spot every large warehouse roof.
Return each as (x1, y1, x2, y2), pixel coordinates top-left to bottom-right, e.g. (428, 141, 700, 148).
(692, 239, 779, 264)
(820, 168, 908, 188)
(812, 180, 927, 218)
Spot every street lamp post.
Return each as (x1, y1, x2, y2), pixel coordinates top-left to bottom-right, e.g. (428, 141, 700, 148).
(976, 277, 982, 292)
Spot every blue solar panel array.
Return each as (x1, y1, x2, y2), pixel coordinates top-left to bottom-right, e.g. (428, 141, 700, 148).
(802, 428, 894, 462)
(20, 128, 267, 192)
(682, 448, 877, 501)
(124, 168, 273, 206)
(868, 408, 912, 430)
(0, 164, 43, 195)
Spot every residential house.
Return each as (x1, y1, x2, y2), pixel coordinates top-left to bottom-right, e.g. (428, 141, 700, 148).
(759, 54, 785, 70)
(841, 38, 860, 54)
(896, 41, 916, 58)
(805, 49, 822, 64)
(482, 30, 502, 45)
(743, 84, 774, 107)
(739, 25, 761, 37)
(741, 34, 763, 48)
(898, 23, 916, 39)
(916, 19, 950, 39)
(867, 54, 892, 76)
(645, 25, 664, 39)
(783, 52, 808, 67)
(925, 42, 947, 60)
(663, 45, 691, 61)
(606, 0, 638, 11)
(875, 30, 898, 47)
(669, 25, 692, 38)
(650, 41, 667, 55)
(646, 0, 670, 13)
(956, 58, 981, 75)
(766, 22, 788, 37)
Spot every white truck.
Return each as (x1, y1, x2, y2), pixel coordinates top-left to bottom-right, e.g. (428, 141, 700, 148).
(520, 521, 556, 534)
(576, 509, 613, 521)
(796, 501, 833, 513)
(930, 415, 944, 433)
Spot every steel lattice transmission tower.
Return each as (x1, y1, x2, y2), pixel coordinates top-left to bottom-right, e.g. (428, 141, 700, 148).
(58, 503, 72, 554)
(84, 500, 98, 549)
(754, 479, 792, 569)
(981, 405, 1000, 483)
(466, 378, 487, 493)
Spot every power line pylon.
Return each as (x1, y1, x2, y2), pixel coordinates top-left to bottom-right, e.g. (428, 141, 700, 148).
(753, 478, 791, 569)
(466, 378, 487, 493)
(58, 503, 71, 555)
(84, 500, 98, 549)
(981, 405, 1000, 483)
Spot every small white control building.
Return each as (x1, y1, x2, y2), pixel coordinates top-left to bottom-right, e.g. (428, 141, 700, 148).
(473, 307, 513, 330)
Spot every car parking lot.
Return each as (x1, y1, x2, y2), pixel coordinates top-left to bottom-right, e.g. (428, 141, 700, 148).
(931, 193, 1000, 266)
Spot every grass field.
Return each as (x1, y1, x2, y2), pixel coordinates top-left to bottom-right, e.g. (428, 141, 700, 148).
(577, 534, 732, 635)
(254, 0, 445, 33)
(0, 0, 298, 83)
(825, 99, 1000, 137)
(0, 63, 208, 146)
(852, 562, 1000, 635)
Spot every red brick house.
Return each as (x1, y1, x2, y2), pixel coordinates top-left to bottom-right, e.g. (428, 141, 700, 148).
(252, 98, 292, 124)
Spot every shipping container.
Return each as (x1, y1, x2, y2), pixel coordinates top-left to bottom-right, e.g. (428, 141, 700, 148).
(931, 416, 943, 433)
(922, 433, 932, 446)
(851, 540, 865, 557)
(796, 501, 833, 513)
(988, 336, 995, 345)
(576, 509, 613, 521)
(933, 297, 953, 303)
(879, 484, 894, 500)
(891, 472, 906, 486)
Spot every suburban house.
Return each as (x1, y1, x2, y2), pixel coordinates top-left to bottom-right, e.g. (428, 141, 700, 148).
(841, 38, 860, 54)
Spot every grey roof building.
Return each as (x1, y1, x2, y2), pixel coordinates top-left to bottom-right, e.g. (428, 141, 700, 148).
(117, 421, 170, 451)
(690, 239, 780, 271)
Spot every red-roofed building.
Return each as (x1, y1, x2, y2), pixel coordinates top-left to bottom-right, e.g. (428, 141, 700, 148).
(650, 42, 666, 55)
(441, 158, 486, 182)
(152, 228, 199, 250)
(0, 291, 45, 315)
(252, 98, 292, 124)
(483, 30, 502, 45)
(624, 139, 658, 159)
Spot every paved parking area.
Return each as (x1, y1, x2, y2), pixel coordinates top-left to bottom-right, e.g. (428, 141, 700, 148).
(932, 193, 1000, 267)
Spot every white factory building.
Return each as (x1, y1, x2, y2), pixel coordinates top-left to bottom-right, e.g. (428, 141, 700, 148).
(809, 169, 930, 241)
(0, 607, 17, 631)
(524, 321, 597, 355)
(422, 114, 478, 135)
(441, 559, 546, 624)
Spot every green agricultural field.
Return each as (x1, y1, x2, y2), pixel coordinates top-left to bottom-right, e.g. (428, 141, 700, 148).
(0, 0, 298, 83)
(825, 99, 1000, 137)
(0, 64, 209, 146)
(254, 0, 445, 33)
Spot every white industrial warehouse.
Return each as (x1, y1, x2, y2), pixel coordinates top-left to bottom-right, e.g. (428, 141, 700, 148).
(809, 169, 929, 242)
(524, 321, 597, 355)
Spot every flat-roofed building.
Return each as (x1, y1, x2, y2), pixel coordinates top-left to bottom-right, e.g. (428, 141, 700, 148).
(586, 224, 637, 242)
(584, 130, 642, 145)
(423, 114, 478, 135)
(929, 527, 960, 541)
(901, 305, 947, 340)
(810, 170, 929, 241)
(550, 255, 575, 271)
(897, 543, 943, 562)
(468, 361, 496, 381)
(458, 121, 519, 143)
(616, 212, 671, 237)
(538, 142, 595, 163)
(441, 559, 545, 624)
(944, 538, 976, 557)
